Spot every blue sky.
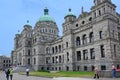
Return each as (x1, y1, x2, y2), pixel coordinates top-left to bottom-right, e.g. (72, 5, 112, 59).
(0, 0, 120, 56)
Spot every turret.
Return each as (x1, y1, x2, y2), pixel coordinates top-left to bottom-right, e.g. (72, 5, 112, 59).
(63, 9, 76, 34)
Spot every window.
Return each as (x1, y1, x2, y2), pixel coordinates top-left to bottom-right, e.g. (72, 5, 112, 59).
(28, 41, 31, 45)
(59, 56, 61, 63)
(99, 31, 103, 39)
(100, 45, 105, 58)
(46, 57, 50, 64)
(82, 21, 85, 24)
(52, 47, 54, 54)
(89, 32, 94, 43)
(66, 66, 69, 71)
(83, 34, 87, 45)
(3, 60, 5, 63)
(76, 37, 81, 46)
(94, 12, 96, 18)
(66, 42, 68, 48)
(83, 50, 88, 60)
(56, 56, 58, 63)
(34, 58, 36, 64)
(90, 48, 95, 59)
(84, 66, 87, 71)
(89, 17, 92, 21)
(55, 46, 58, 53)
(28, 49, 30, 56)
(91, 65, 94, 71)
(46, 47, 50, 54)
(67, 52, 69, 61)
(76, 24, 78, 27)
(34, 49, 36, 55)
(101, 65, 106, 70)
(52, 57, 54, 63)
(28, 58, 30, 65)
(77, 51, 81, 61)
(99, 10, 101, 16)
(59, 45, 61, 53)
(59, 67, 61, 71)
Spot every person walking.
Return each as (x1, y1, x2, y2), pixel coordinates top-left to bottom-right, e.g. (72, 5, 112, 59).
(26, 68, 30, 76)
(93, 66, 99, 79)
(5, 68, 10, 80)
(9, 67, 13, 80)
(111, 64, 116, 78)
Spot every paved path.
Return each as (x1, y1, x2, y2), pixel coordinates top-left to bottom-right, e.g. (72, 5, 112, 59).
(0, 71, 120, 80)
(53, 77, 120, 80)
(0, 71, 52, 80)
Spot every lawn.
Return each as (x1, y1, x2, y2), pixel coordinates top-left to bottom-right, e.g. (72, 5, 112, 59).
(20, 71, 94, 78)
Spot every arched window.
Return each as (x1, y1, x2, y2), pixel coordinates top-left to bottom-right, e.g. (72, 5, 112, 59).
(99, 10, 101, 16)
(89, 32, 94, 43)
(76, 36, 81, 46)
(99, 31, 103, 39)
(83, 34, 87, 45)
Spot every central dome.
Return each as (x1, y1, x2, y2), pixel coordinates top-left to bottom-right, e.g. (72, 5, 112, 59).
(39, 8, 55, 22)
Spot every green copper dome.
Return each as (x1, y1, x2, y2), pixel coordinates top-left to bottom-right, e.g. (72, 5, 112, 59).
(39, 8, 55, 22)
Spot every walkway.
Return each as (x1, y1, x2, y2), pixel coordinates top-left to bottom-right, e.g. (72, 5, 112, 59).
(0, 71, 120, 80)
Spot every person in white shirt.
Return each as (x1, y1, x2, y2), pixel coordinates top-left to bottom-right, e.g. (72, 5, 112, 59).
(26, 68, 30, 76)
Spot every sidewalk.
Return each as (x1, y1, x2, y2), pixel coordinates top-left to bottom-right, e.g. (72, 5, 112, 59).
(53, 77, 120, 80)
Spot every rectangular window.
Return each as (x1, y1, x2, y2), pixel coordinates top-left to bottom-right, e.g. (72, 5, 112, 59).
(90, 48, 95, 59)
(101, 65, 106, 70)
(100, 45, 105, 58)
(77, 51, 81, 61)
(83, 50, 88, 60)
(66, 42, 68, 48)
(59, 56, 61, 63)
(52, 57, 54, 63)
(67, 52, 69, 61)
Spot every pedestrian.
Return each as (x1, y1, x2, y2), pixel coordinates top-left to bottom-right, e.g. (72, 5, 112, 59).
(26, 68, 30, 76)
(9, 67, 13, 80)
(93, 66, 99, 79)
(5, 68, 10, 80)
(111, 64, 116, 78)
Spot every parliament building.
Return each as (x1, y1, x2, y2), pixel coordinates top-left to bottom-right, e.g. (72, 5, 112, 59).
(11, 0, 120, 71)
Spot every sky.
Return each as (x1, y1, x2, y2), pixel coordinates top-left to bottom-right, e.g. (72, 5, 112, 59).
(0, 0, 120, 57)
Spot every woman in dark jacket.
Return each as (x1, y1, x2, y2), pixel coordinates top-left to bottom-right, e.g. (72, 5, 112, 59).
(5, 69, 10, 80)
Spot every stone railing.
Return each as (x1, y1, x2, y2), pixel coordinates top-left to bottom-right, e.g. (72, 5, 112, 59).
(99, 70, 120, 78)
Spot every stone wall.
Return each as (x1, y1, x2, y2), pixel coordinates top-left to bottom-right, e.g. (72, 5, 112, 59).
(99, 70, 120, 78)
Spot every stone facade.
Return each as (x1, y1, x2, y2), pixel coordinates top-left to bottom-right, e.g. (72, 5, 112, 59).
(11, 0, 120, 71)
(0, 56, 11, 70)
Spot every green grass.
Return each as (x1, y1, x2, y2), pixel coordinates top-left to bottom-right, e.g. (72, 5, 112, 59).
(20, 71, 94, 78)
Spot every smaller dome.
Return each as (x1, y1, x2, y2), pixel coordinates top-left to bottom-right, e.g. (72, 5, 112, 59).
(39, 8, 55, 22)
(66, 8, 75, 16)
